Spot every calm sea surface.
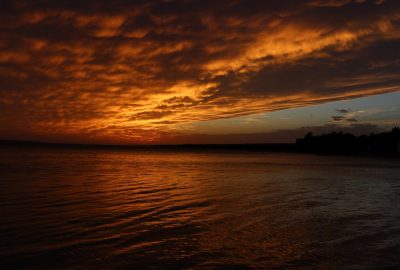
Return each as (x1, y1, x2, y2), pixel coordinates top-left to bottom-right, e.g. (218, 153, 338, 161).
(0, 147, 399, 270)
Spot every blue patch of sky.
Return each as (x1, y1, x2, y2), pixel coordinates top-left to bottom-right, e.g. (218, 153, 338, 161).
(185, 92, 400, 134)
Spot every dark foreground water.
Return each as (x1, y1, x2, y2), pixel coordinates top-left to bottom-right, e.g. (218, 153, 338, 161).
(0, 147, 399, 270)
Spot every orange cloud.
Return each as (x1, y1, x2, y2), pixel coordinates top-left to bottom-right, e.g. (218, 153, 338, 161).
(0, 0, 400, 143)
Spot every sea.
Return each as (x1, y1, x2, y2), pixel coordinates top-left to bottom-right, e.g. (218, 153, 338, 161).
(0, 146, 399, 269)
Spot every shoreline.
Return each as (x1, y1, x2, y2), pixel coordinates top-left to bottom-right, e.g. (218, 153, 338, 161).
(1, 140, 398, 158)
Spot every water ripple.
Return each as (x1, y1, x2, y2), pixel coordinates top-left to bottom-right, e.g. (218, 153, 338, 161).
(0, 148, 399, 269)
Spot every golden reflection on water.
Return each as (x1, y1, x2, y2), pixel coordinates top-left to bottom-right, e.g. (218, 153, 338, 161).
(0, 148, 400, 269)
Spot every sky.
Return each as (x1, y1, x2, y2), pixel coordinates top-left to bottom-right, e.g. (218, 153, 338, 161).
(0, 0, 399, 144)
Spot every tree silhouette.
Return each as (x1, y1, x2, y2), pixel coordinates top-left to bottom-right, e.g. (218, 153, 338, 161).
(296, 127, 400, 156)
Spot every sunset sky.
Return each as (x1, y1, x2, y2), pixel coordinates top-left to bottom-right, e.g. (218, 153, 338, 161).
(0, 0, 399, 144)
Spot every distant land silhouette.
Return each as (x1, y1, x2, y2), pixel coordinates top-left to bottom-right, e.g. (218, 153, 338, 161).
(296, 127, 400, 157)
(0, 127, 399, 157)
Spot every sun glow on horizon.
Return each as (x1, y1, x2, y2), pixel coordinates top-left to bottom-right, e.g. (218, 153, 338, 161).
(1, 0, 400, 143)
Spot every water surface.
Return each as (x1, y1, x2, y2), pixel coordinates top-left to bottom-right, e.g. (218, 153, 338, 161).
(0, 147, 399, 269)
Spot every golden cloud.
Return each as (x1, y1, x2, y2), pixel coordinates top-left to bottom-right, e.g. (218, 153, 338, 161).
(0, 0, 399, 143)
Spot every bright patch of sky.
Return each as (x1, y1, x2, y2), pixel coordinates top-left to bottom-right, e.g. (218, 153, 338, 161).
(181, 92, 400, 134)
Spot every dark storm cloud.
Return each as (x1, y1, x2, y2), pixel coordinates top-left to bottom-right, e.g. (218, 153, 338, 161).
(0, 0, 399, 142)
(336, 109, 350, 113)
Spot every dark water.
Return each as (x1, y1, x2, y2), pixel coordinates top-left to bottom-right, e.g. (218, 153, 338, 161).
(0, 147, 399, 270)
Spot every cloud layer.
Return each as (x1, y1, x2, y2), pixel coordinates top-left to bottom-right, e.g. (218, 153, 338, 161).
(1, 0, 400, 143)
